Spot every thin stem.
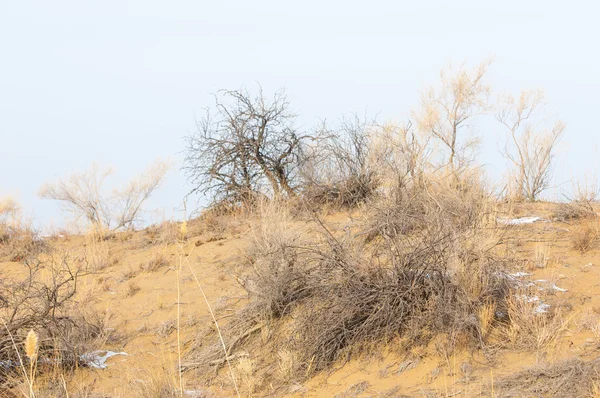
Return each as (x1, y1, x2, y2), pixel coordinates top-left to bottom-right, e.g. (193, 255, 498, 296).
(183, 247, 241, 398)
(176, 250, 184, 395)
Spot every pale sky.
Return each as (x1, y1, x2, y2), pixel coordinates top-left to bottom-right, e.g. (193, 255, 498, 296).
(1, 1, 598, 229)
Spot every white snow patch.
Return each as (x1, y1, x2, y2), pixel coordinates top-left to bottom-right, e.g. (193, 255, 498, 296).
(80, 350, 128, 369)
(498, 216, 546, 225)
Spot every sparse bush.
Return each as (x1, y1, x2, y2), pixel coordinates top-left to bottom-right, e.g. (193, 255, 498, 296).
(243, 201, 310, 320)
(291, 227, 510, 374)
(502, 292, 567, 350)
(0, 200, 47, 262)
(497, 89, 565, 201)
(142, 251, 170, 272)
(0, 250, 106, 386)
(361, 169, 490, 242)
(126, 282, 141, 297)
(416, 59, 492, 173)
(301, 114, 380, 208)
(493, 358, 600, 397)
(572, 221, 599, 253)
(554, 201, 597, 222)
(144, 221, 181, 246)
(39, 160, 169, 231)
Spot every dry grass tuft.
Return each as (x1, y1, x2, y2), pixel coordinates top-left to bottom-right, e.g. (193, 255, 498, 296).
(502, 293, 569, 351)
(572, 220, 599, 253)
(0, 208, 48, 263)
(333, 381, 371, 398)
(554, 201, 597, 222)
(142, 251, 170, 272)
(493, 358, 600, 397)
(126, 282, 141, 297)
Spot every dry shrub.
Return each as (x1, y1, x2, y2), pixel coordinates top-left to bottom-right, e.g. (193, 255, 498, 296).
(493, 358, 600, 398)
(81, 237, 115, 271)
(301, 114, 380, 209)
(502, 293, 567, 350)
(126, 282, 141, 297)
(242, 200, 311, 320)
(0, 251, 107, 385)
(142, 221, 182, 246)
(186, 175, 517, 388)
(195, 207, 235, 235)
(361, 170, 490, 242)
(0, 224, 47, 263)
(554, 201, 597, 222)
(0, 201, 47, 262)
(302, 172, 379, 209)
(142, 251, 170, 272)
(578, 310, 600, 340)
(291, 228, 510, 375)
(127, 360, 200, 398)
(533, 244, 550, 269)
(572, 220, 599, 254)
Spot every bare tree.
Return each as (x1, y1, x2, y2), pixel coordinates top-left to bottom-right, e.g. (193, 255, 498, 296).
(39, 160, 169, 230)
(183, 87, 309, 206)
(496, 89, 565, 201)
(113, 160, 170, 229)
(415, 60, 492, 174)
(39, 164, 113, 229)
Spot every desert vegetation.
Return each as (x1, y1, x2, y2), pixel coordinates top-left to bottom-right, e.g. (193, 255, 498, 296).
(2, 60, 599, 397)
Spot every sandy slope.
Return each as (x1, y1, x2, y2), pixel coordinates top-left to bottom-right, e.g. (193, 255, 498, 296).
(3, 204, 600, 397)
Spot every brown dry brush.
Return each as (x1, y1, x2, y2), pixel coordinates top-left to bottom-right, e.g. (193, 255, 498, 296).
(301, 114, 380, 209)
(0, 251, 106, 385)
(0, 223, 48, 263)
(291, 225, 512, 375)
(185, 175, 518, 391)
(360, 172, 490, 242)
(492, 357, 600, 398)
(553, 200, 597, 222)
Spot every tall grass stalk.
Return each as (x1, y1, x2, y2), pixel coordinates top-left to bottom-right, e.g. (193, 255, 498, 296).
(182, 246, 241, 398)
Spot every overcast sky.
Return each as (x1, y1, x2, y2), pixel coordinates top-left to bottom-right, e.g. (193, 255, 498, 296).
(1, 1, 598, 229)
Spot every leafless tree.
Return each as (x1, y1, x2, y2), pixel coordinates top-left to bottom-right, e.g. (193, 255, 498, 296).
(496, 89, 565, 201)
(416, 60, 492, 174)
(39, 164, 113, 229)
(112, 161, 170, 229)
(183, 87, 309, 206)
(39, 160, 169, 230)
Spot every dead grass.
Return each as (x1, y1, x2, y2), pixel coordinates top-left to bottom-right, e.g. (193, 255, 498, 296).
(554, 201, 597, 222)
(572, 220, 599, 253)
(141, 250, 170, 272)
(493, 358, 600, 397)
(126, 281, 141, 297)
(0, 218, 47, 263)
(142, 220, 182, 246)
(502, 293, 569, 351)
